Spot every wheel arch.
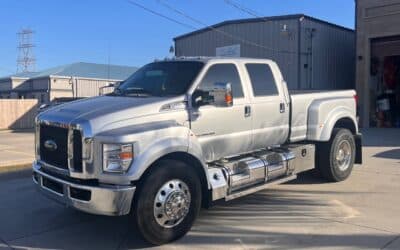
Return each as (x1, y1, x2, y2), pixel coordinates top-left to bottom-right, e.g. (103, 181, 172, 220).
(317, 112, 358, 142)
(138, 152, 211, 208)
(333, 117, 357, 134)
(307, 97, 358, 142)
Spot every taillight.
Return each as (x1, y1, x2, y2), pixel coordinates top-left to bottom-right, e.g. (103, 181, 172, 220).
(353, 94, 358, 106)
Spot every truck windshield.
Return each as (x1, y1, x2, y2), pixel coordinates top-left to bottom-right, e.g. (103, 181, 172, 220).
(114, 61, 204, 97)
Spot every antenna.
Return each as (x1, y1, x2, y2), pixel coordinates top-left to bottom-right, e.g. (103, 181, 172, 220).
(17, 28, 36, 73)
(107, 42, 111, 82)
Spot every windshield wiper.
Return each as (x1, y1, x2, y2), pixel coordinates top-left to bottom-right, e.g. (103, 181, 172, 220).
(117, 87, 153, 97)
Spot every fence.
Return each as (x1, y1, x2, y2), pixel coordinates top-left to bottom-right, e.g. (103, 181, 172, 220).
(0, 99, 38, 129)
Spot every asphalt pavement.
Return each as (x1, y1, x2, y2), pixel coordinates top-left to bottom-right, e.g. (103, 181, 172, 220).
(0, 128, 399, 250)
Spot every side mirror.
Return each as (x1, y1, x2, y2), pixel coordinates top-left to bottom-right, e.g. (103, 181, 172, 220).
(38, 103, 49, 110)
(113, 82, 121, 89)
(99, 82, 121, 95)
(193, 82, 233, 107)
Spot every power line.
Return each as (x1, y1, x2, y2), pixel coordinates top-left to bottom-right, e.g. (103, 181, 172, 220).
(223, 0, 273, 23)
(126, 0, 197, 30)
(157, 0, 297, 55)
(223, 0, 261, 18)
(157, 0, 207, 27)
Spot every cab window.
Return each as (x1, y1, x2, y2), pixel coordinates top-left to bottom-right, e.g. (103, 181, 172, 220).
(246, 64, 278, 97)
(198, 64, 244, 98)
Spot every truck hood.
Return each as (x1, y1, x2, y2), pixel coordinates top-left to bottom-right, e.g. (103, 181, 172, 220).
(38, 95, 179, 133)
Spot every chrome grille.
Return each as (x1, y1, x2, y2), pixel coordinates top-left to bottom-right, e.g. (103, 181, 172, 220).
(38, 123, 85, 173)
(72, 129, 83, 172)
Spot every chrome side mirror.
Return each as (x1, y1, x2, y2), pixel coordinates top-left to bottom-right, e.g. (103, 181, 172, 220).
(99, 82, 121, 95)
(193, 82, 233, 107)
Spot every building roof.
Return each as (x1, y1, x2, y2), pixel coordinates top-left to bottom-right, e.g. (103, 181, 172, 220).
(174, 14, 354, 41)
(0, 62, 138, 81)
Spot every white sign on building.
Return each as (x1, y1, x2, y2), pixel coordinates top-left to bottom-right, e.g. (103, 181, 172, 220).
(216, 44, 241, 57)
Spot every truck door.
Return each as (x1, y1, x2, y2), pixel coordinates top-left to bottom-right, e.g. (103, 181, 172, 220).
(189, 63, 252, 162)
(245, 63, 289, 149)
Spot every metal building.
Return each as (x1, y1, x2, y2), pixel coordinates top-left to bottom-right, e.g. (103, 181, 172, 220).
(356, 0, 400, 128)
(174, 14, 355, 90)
(0, 62, 137, 103)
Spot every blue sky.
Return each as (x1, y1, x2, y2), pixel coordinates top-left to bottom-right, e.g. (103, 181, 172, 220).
(0, 0, 355, 76)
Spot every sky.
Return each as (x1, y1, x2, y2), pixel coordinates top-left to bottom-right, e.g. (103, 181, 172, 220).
(0, 0, 355, 76)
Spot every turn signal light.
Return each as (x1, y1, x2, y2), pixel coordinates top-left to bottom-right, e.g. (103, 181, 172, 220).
(119, 151, 133, 160)
(225, 93, 233, 105)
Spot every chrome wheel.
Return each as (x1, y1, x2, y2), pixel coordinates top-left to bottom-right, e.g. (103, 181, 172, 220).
(336, 140, 352, 171)
(153, 179, 191, 228)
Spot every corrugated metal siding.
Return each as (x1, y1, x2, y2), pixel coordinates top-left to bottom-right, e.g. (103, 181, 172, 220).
(75, 78, 117, 97)
(175, 16, 355, 90)
(175, 18, 300, 89)
(33, 78, 49, 90)
(0, 80, 12, 91)
(300, 19, 355, 90)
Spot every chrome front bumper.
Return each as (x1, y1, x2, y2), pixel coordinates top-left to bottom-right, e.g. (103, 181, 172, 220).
(32, 163, 135, 216)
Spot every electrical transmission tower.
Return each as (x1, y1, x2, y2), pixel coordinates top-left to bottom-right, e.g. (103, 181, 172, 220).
(17, 28, 36, 73)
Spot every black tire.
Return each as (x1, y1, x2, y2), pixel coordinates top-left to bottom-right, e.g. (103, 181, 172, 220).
(316, 128, 355, 182)
(133, 159, 202, 245)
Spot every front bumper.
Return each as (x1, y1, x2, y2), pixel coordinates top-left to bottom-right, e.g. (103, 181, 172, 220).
(32, 162, 135, 216)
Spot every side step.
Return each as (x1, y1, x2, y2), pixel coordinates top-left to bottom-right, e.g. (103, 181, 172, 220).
(225, 174, 297, 201)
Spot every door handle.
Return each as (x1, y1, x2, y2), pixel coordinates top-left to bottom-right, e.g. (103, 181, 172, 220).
(280, 103, 285, 113)
(244, 105, 251, 117)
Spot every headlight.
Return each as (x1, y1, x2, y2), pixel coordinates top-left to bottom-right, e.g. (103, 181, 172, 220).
(103, 143, 133, 173)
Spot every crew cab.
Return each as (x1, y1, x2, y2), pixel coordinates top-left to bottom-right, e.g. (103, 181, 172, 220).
(33, 58, 362, 245)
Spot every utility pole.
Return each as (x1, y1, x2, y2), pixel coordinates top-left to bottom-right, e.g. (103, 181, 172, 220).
(17, 28, 36, 73)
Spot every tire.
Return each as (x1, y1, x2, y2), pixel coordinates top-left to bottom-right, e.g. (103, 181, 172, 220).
(316, 128, 355, 182)
(133, 159, 202, 245)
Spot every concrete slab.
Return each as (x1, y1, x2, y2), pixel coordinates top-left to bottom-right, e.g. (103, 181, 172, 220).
(0, 130, 34, 170)
(0, 128, 398, 249)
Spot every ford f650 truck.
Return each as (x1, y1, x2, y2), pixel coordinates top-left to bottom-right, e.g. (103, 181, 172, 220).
(33, 58, 362, 244)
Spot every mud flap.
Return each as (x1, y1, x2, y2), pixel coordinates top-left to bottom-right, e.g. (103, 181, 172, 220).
(354, 133, 362, 164)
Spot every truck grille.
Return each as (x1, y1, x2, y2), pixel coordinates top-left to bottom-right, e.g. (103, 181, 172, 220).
(72, 130, 83, 172)
(40, 124, 69, 170)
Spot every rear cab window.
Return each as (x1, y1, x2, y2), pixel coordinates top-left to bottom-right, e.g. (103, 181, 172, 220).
(245, 63, 279, 97)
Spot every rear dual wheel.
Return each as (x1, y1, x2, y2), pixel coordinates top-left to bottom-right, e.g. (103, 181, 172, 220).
(317, 128, 355, 182)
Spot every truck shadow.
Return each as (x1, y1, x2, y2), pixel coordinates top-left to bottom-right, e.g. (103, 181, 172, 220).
(285, 170, 327, 185)
(4, 169, 387, 250)
(7, 185, 390, 250)
(361, 128, 400, 147)
(373, 148, 400, 160)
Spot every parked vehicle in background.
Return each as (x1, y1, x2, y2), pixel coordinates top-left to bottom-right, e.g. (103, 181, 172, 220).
(32, 57, 362, 245)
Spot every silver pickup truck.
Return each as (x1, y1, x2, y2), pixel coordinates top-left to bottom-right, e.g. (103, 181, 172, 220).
(33, 57, 362, 244)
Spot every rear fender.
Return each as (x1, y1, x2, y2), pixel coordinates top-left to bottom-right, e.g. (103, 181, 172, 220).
(307, 98, 357, 141)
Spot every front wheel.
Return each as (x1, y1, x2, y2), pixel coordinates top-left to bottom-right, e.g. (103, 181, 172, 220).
(316, 128, 356, 182)
(133, 159, 201, 245)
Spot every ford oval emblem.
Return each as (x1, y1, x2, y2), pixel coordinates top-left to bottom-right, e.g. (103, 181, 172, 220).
(44, 140, 57, 151)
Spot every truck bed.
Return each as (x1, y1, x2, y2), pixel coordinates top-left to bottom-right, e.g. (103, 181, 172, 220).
(289, 89, 356, 142)
(290, 89, 352, 94)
